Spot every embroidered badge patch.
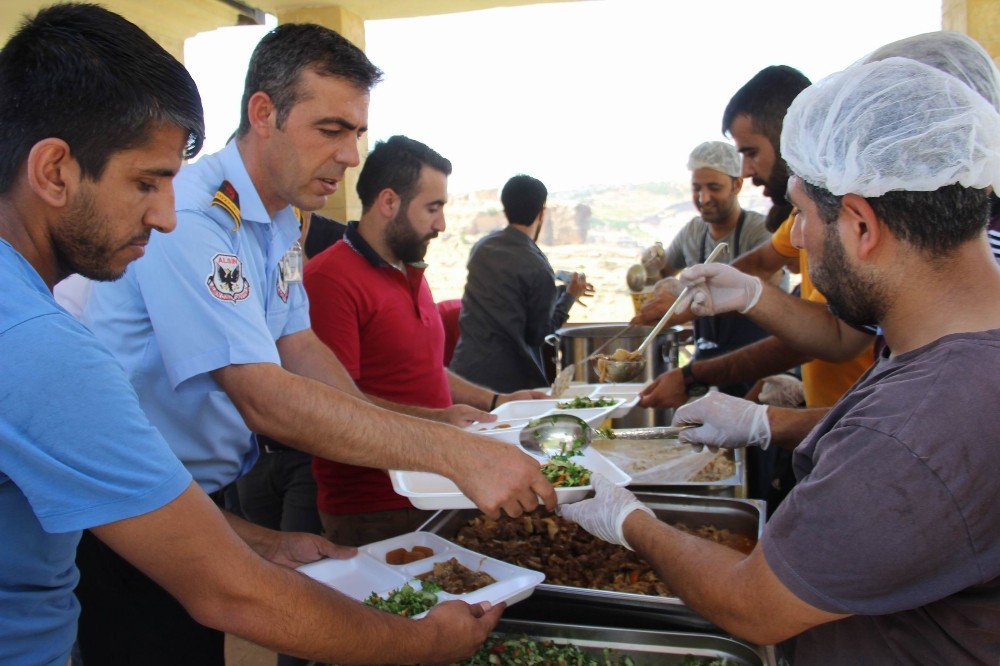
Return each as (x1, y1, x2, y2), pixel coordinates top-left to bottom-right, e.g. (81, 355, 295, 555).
(276, 266, 289, 303)
(207, 253, 250, 301)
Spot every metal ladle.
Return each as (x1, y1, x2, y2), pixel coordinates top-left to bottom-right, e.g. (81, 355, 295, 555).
(596, 242, 729, 384)
(519, 414, 696, 457)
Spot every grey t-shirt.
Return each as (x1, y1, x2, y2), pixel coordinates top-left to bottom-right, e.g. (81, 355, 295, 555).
(763, 329, 1000, 664)
(665, 209, 770, 271)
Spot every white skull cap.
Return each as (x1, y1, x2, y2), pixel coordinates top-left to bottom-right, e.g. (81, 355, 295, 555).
(860, 31, 1000, 112)
(687, 141, 741, 178)
(781, 57, 1000, 197)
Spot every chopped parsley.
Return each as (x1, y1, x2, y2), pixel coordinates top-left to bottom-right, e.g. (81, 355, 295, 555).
(364, 581, 440, 617)
(555, 396, 618, 409)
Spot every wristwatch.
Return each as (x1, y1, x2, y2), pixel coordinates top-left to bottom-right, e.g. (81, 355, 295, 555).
(681, 362, 708, 397)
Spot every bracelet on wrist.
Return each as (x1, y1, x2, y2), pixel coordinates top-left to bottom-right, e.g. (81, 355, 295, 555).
(489, 393, 499, 411)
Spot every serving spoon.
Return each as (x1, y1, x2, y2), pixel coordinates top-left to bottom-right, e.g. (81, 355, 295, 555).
(519, 414, 696, 457)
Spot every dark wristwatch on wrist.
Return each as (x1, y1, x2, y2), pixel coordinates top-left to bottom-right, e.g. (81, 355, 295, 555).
(681, 362, 708, 397)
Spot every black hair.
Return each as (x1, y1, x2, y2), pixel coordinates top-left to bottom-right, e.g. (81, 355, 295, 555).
(802, 181, 990, 254)
(0, 3, 205, 193)
(722, 66, 812, 146)
(237, 23, 382, 137)
(501, 174, 547, 226)
(356, 135, 451, 209)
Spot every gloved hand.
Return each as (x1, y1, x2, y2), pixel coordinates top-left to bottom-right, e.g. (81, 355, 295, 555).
(758, 374, 805, 408)
(640, 243, 667, 278)
(675, 263, 762, 316)
(556, 474, 654, 550)
(672, 392, 771, 450)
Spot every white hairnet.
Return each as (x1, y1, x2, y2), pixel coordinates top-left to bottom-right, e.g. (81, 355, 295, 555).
(687, 141, 741, 178)
(781, 57, 1000, 197)
(860, 31, 1000, 112)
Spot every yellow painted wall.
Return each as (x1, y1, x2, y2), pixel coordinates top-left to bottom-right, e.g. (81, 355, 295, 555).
(943, 0, 1000, 68)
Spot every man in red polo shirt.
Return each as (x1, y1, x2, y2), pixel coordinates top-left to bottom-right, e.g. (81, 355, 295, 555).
(304, 136, 546, 545)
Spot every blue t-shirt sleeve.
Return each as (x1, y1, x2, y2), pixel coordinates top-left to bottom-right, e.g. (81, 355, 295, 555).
(134, 210, 281, 388)
(1, 313, 192, 533)
(762, 425, 980, 615)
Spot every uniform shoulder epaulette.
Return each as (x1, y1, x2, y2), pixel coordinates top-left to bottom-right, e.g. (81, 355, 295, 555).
(211, 180, 241, 231)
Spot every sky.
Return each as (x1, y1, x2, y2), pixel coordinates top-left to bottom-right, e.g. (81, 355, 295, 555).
(185, 0, 942, 194)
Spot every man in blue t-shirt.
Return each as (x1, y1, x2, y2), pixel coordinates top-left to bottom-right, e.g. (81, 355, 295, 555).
(0, 6, 501, 666)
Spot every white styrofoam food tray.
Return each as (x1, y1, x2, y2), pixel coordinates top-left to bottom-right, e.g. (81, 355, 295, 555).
(297, 532, 544, 618)
(465, 388, 638, 444)
(389, 446, 632, 510)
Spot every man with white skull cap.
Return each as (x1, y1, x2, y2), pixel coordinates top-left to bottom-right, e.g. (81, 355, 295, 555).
(637, 141, 773, 399)
(558, 35, 1000, 663)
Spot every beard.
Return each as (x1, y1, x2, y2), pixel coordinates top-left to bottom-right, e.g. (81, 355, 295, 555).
(764, 157, 790, 205)
(809, 225, 885, 329)
(52, 186, 144, 282)
(385, 205, 437, 264)
(700, 198, 737, 224)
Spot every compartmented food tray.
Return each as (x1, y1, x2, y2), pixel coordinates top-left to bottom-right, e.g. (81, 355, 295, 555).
(296, 532, 544, 618)
(390, 446, 632, 510)
(478, 619, 772, 665)
(420, 494, 764, 629)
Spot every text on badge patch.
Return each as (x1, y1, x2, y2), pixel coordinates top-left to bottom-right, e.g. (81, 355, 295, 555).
(207, 253, 250, 302)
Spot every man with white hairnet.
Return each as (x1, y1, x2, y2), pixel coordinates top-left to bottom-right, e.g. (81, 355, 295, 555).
(559, 47, 1000, 662)
(667, 31, 1000, 452)
(638, 141, 773, 399)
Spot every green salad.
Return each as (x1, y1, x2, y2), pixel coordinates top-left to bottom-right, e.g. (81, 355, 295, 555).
(540, 456, 591, 487)
(364, 581, 440, 617)
(460, 636, 636, 665)
(595, 425, 616, 440)
(555, 396, 618, 409)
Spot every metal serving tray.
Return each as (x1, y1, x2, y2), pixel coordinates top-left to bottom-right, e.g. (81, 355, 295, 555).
(483, 619, 773, 665)
(420, 494, 765, 630)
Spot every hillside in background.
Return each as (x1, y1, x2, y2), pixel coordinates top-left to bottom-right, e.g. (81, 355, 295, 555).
(426, 181, 772, 324)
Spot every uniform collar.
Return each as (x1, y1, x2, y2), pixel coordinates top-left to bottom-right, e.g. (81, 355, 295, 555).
(217, 141, 297, 230)
(344, 221, 428, 270)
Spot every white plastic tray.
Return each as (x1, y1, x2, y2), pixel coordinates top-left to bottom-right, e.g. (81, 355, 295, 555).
(389, 446, 632, 510)
(465, 392, 631, 444)
(297, 532, 544, 618)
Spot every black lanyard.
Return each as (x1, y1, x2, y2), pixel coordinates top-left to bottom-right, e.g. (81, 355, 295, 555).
(698, 209, 746, 263)
(695, 210, 747, 352)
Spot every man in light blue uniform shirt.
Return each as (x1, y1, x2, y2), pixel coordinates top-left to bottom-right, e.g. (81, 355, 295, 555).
(81, 20, 556, 663)
(86, 138, 310, 492)
(0, 7, 505, 666)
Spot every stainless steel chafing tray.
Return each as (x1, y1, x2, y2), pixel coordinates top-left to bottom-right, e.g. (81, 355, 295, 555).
(420, 494, 765, 631)
(482, 619, 773, 665)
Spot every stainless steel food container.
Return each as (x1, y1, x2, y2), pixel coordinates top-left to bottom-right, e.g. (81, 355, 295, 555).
(484, 619, 774, 665)
(554, 323, 688, 427)
(420, 494, 765, 631)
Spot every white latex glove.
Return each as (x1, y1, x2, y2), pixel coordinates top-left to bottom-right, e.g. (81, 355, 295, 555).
(758, 374, 805, 408)
(641, 243, 667, 277)
(672, 392, 771, 450)
(556, 474, 654, 550)
(676, 263, 763, 316)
